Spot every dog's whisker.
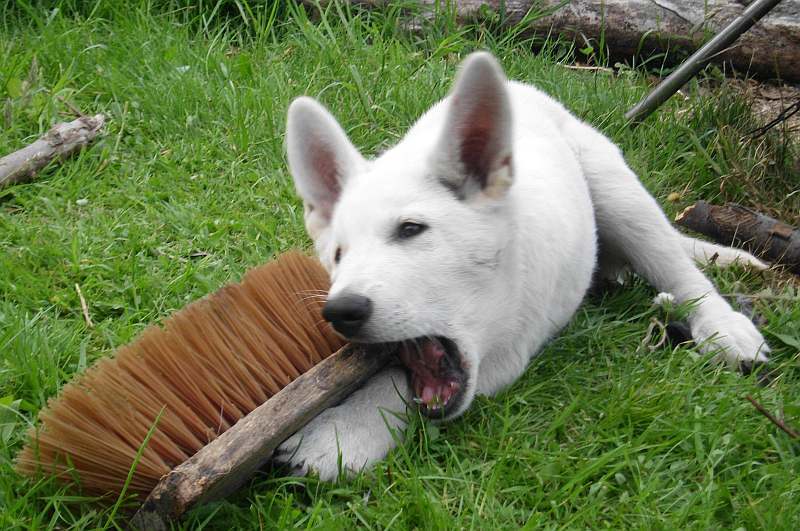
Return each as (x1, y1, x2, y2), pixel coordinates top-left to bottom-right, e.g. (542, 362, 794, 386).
(296, 294, 328, 303)
(297, 289, 329, 296)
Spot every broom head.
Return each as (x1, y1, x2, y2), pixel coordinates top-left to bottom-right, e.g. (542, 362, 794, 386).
(16, 251, 344, 498)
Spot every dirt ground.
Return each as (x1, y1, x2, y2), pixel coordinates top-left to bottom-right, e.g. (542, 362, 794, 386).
(701, 78, 800, 141)
(746, 81, 800, 135)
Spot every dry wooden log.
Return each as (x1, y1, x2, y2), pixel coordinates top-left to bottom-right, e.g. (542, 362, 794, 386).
(312, 1, 800, 82)
(505, 0, 800, 82)
(130, 344, 396, 530)
(675, 201, 800, 274)
(0, 114, 105, 188)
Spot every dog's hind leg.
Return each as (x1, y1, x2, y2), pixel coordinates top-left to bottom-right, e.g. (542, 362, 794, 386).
(592, 235, 766, 293)
(680, 235, 768, 270)
(566, 120, 769, 367)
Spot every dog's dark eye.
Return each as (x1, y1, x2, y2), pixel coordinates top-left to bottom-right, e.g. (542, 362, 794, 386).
(334, 247, 341, 264)
(397, 222, 428, 240)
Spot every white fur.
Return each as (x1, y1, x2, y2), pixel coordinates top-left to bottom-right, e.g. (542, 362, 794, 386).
(276, 52, 770, 480)
(681, 236, 767, 270)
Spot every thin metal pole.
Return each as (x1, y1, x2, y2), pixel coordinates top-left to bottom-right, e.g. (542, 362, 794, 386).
(624, 0, 783, 126)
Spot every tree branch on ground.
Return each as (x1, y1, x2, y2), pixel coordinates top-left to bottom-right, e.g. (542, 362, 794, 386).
(0, 114, 106, 189)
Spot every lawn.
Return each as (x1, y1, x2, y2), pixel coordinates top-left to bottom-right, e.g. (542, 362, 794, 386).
(1, 1, 799, 529)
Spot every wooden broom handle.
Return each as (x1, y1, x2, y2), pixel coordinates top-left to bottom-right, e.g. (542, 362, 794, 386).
(130, 344, 396, 529)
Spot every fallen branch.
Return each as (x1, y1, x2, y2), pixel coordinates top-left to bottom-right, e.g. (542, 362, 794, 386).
(130, 344, 396, 530)
(676, 201, 800, 275)
(745, 395, 800, 439)
(55, 94, 86, 118)
(560, 64, 615, 73)
(0, 114, 106, 189)
(74, 283, 93, 328)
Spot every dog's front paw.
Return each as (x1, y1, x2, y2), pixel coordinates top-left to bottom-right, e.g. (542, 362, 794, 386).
(273, 405, 400, 481)
(691, 308, 770, 368)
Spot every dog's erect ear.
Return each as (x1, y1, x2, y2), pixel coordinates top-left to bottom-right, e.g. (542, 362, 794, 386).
(286, 97, 366, 229)
(434, 52, 513, 199)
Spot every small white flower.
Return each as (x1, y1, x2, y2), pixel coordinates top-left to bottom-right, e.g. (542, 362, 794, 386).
(76, 198, 89, 206)
(652, 292, 676, 307)
(176, 65, 190, 73)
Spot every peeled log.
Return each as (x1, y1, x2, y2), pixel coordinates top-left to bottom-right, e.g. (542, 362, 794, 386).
(316, 1, 800, 82)
(676, 201, 800, 274)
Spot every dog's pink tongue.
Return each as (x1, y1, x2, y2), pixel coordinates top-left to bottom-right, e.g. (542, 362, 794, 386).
(420, 341, 446, 406)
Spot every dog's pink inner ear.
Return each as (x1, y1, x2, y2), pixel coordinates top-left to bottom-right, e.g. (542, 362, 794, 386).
(455, 98, 508, 189)
(309, 138, 343, 213)
(459, 122, 494, 189)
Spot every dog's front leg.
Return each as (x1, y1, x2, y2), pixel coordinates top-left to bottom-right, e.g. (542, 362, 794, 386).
(273, 367, 411, 480)
(571, 122, 769, 368)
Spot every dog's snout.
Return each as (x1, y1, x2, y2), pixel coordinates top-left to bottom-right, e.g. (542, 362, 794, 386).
(322, 293, 373, 337)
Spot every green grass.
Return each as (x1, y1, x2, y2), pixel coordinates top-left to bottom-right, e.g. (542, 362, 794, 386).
(2, 1, 799, 529)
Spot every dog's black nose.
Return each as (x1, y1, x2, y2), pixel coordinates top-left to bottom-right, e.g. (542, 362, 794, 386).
(322, 293, 373, 337)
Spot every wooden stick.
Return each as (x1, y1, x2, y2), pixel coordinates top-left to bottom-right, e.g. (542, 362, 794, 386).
(74, 283, 94, 328)
(675, 201, 800, 274)
(130, 344, 396, 530)
(0, 114, 105, 188)
(745, 395, 800, 439)
(55, 95, 87, 119)
(561, 64, 614, 73)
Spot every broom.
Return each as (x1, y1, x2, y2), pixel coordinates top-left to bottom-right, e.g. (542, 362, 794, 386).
(15, 251, 396, 527)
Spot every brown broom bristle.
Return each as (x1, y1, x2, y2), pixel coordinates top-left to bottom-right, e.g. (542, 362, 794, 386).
(15, 251, 345, 498)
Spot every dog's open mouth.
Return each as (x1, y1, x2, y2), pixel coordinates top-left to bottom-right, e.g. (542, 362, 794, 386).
(397, 336, 466, 417)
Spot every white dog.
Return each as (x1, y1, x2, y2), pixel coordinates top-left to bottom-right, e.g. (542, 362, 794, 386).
(276, 52, 769, 480)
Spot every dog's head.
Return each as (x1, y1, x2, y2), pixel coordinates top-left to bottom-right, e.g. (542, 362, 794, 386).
(286, 52, 516, 419)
